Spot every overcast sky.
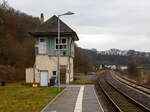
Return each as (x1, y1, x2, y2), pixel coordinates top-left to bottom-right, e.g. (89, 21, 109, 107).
(3, 0, 150, 51)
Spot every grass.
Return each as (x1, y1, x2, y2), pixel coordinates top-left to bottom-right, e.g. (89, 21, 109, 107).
(0, 83, 64, 112)
(72, 78, 93, 84)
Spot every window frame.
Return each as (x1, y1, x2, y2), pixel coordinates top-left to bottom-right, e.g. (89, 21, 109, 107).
(55, 37, 67, 50)
(38, 37, 47, 54)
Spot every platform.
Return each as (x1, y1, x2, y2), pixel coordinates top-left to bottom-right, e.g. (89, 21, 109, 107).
(41, 85, 104, 112)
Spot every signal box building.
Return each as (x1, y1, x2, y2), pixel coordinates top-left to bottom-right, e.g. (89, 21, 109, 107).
(26, 14, 79, 86)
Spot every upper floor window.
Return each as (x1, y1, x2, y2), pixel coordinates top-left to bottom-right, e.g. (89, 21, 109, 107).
(38, 37, 47, 54)
(56, 38, 67, 50)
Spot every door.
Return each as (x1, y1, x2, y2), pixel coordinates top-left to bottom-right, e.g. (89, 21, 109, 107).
(60, 66, 66, 84)
(40, 71, 48, 86)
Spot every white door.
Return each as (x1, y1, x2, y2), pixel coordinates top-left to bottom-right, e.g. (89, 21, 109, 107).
(40, 71, 48, 86)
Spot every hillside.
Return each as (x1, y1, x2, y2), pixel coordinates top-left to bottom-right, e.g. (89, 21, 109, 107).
(0, 65, 24, 82)
(99, 49, 150, 57)
(79, 48, 150, 66)
(0, 2, 40, 81)
(0, 2, 40, 67)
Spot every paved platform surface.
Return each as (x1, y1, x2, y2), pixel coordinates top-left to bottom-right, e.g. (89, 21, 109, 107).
(41, 85, 104, 112)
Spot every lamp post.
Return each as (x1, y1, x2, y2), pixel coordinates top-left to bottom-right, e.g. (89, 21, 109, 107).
(57, 11, 75, 91)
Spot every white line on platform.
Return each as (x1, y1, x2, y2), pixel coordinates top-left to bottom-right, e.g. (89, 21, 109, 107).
(74, 86, 85, 112)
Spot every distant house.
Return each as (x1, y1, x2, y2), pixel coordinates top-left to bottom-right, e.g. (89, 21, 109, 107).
(120, 66, 128, 70)
(111, 65, 117, 70)
(104, 65, 117, 70)
(26, 14, 79, 86)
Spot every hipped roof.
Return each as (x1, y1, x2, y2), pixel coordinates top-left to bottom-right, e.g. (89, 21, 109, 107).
(29, 15, 79, 41)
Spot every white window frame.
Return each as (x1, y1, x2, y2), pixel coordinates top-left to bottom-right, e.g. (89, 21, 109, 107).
(55, 37, 67, 50)
(38, 37, 47, 54)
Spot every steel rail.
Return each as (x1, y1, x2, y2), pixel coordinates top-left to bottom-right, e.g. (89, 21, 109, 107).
(113, 74, 150, 95)
(98, 72, 150, 112)
(98, 81, 123, 112)
(115, 71, 150, 90)
(106, 80, 150, 112)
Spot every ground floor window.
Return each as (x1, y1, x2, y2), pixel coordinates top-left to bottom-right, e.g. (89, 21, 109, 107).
(53, 71, 56, 75)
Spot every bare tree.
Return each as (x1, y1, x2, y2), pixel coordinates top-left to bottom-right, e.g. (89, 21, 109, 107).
(0, 0, 9, 9)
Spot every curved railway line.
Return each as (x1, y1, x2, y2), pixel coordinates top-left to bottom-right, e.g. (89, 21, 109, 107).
(112, 71, 150, 95)
(97, 71, 150, 112)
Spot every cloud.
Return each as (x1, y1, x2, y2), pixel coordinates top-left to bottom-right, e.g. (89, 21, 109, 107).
(7, 0, 150, 51)
(77, 34, 150, 52)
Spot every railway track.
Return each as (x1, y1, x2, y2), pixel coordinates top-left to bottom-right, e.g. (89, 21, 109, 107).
(115, 71, 150, 90)
(98, 71, 150, 112)
(112, 71, 150, 95)
(95, 79, 118, 112)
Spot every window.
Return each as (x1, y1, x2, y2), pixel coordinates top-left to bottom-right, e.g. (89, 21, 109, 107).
(53, 71, 56, 75)
(38, 38, 47, 54)
(62, 39, 66, 44)
(56, 38, 67, 50)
